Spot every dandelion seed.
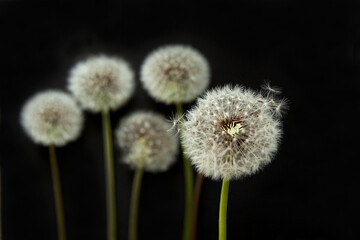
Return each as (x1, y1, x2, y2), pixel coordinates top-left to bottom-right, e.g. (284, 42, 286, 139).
(261, 80, 282, 95)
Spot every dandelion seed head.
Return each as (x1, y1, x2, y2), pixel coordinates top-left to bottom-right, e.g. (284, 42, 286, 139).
(140, 45, 210, 104)
(20, 90, 83, 146)
(181, 85, 287, 180)
(68, 55, 135, 112)
(116, 112, 179, 172)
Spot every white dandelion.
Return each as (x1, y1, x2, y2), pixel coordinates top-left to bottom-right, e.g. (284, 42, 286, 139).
(181, 84, 286, 181)
(116, 111, 178, 172)
(68, 55, 135, 112)
(21, 90, 83, 147)
(140, 45, 210, 105)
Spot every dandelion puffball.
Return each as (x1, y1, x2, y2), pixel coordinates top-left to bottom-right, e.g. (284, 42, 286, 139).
(116, 112, 179, 172)
(181, 85, 286, 180)
(140, 45, 210, 104)
(21, 90, 83, 147)
(68, 55, 135, 112)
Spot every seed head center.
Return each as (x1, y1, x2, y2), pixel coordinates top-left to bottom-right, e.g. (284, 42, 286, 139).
(165, 67, 188, 82)
(41, 108, 60, 126)
(223, 120, 244, 137)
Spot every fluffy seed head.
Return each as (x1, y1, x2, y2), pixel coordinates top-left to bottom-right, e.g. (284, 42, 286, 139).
(68, 55, 135, 112)
(141, 45, 210, 104)
(21, 90, 83, 146)
(116, 111, 179, 172)
(181, 85, 287, 180)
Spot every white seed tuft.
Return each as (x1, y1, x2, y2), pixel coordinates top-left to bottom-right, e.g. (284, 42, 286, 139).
(68, 55, 135, 112)
(116, 111, 179, 172)
(140, 45, 210, 104)
(181, 85, 287, 180)
(20, 90, 83, 147)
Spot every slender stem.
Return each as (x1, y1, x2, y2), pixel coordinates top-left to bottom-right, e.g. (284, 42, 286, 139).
(182, 155, 194, 240)
(102, 109, 117, 240)
(0, 166, 2, 240)
(0, 110, 2, 240)
(49, 145, 66, 240)
(190, 173, 204, 240)
(219, 180, 230, 240)
(129, 167, 144, 240)
(176, 103, 194, 240)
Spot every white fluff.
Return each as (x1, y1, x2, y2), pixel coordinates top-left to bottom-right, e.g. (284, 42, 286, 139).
(116, 112, 179, 173)
(140, 45, 210, 104)
(68, 55, 135, 112)
(181, 85, 286, 180)
(21, 90, 83, 146)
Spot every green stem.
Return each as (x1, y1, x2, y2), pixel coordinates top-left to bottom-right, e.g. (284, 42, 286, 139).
(129, 167, 144, 240)
(102, 110, 117, 240)
(176, 103, 194, 240)
(0, 109, 2, 240)
(219, 180, 230, 240)
(49, 145, 66, 240)
(190, 173, 204, 240)
(0, 166, 2, 240)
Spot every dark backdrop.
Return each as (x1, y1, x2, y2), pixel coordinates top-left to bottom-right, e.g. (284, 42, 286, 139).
(1, 0, 359, 239)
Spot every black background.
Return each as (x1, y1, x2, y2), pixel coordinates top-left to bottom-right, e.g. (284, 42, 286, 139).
(1, 0, 359, 239)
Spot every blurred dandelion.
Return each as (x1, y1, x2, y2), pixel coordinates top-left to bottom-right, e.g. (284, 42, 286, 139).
(141, 44, 210, 105)
(68, 55, 134, 112)
(116, 112, 178, 172)
(21, 90, 83, 146)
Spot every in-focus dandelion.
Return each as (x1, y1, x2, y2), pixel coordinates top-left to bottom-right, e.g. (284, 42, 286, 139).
(181, 85, 287, 180)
